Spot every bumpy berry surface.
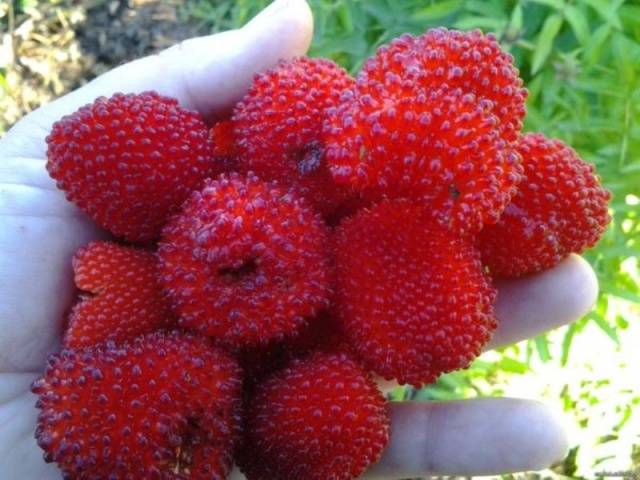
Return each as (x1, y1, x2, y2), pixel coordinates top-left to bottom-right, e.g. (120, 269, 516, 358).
(32, 331, 242, 480)
(210, 120, 239, 172)
(359, 29, 527, 141)
(478, 133, 611, 277)
(238, 311, 344, 387)
(324, 194, 372, 227)
(324, 28, 526, 233)
(334, 199, 497, 387)
(63, 241, 173, 348)
(238, 352, 390, 480)
(46, 91, 216, 242)
(158, 173, 332, 348)
(233, 57, 355, 216)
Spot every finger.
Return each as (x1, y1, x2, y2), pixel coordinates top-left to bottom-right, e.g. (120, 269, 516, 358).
(487, 254, 598, 350)
(364, 398, 568, 478)
(0, 0, 313, 159)
(0, 157, 56, 191)
(226, 397, 567, 479)
(0, 373, 37, 404)
(0, 384, 61, 479)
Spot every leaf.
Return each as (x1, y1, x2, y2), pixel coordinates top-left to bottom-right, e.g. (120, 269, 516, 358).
(621, 163, 640, 174)
(469, 359, 495, 372)
(620, 5, 640, 26)
(582, 0, 623, 30)
(612, 33, 640, 84)
(527, 0, 564, 9)
(388, 386, 408, 401)
(415, 385, 460, 401)
(434, 374, 464, 392)
(603, 286, 640, 304)
(587, 311, 620, 344)
(411, 0, 463, 22)
(531, 14, 564, 74)
(564, 5, 590, 46)
(497, 356, 529, 374)
(335, 2, 354, 33)
(601, 246, 640, 258)
(453, 16, 505, 31)
(465, 0, 509, 18)
(561, 322, 578, 366)
(585, 23, 613, 66)
(362, 1, 400, 29)
(572, 77, 625, 96)
(534, 335, 552, 362)
(615, 315, 629, 330)
(510, 4, 523, 31)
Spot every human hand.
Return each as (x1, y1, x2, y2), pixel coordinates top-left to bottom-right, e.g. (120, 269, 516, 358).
(0, 0, 598, 478)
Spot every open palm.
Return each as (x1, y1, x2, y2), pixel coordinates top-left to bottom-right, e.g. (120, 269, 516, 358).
(0, 1, 599, 478)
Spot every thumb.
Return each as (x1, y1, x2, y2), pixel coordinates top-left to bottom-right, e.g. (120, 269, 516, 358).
(1, 0, 313, 159)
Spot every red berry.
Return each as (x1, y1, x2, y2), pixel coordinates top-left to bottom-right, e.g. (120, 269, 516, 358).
(158, 173, 332, 349)
(334, 199, 497, 387)
(63, 241, 173, 349)
(238, 351, 390, 480)
(324, 193, 372, 227)
(324, 29, 526, 234)
(359, 29, 527, 141)
(238, 311, 345, 386)
(32, 331, 242, 479)
(210, 119, 239, 172)
(478, 133, 612, 277)
(46, 91, 217, 243)
(233, 57, 355, 216)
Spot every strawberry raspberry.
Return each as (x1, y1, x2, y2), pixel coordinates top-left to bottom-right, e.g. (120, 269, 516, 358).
(63, 241, 173, 348)
(359, 29, 527, 141)
(210, 119, 239, 172)
(334, 199, 497, 387)
(46, 91, 217, 243)
(158, 173, 332, 348)
(478, 133, 612, 277)
(238, 311, 345, 387)
(233, 57, 355, 216)
(238, 351, 390, 480)
(326, 87, 522, 233)
(324, 28, 526, 234)
(32, 331, 242, 480)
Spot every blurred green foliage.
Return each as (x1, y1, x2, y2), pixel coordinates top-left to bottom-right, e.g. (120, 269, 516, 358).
(186, 0, 640, 474)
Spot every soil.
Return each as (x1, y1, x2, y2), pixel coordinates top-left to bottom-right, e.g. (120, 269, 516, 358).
(77, 0, 205, 76)
(0, 0, 205, 133)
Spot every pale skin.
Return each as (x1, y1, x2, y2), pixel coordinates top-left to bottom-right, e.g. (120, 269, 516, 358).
(0, 0, 600, 478)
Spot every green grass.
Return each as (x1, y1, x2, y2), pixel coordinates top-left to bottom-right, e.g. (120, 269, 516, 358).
(186, 0, 640, 475)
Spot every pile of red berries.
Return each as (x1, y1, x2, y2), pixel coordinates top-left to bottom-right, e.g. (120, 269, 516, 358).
(34, 28, 610, 479)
